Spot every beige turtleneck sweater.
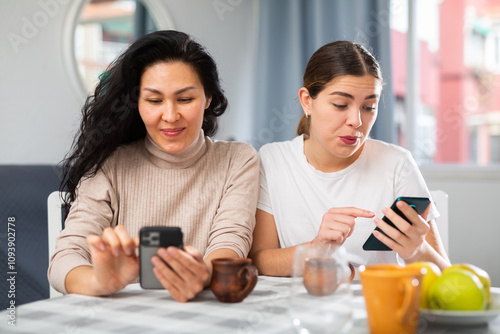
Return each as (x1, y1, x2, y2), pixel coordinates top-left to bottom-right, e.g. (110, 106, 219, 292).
(48, 131, 259, 294)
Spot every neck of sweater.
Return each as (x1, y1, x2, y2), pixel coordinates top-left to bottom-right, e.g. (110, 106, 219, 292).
(143, 130, 208, 169)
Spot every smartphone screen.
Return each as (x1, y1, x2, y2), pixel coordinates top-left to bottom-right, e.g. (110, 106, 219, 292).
(362, 197, 430, 251)
(139, 226, 183, 289)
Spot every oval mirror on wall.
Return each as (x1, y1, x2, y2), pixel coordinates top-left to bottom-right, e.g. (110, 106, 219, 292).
(74, 0, 158, 93)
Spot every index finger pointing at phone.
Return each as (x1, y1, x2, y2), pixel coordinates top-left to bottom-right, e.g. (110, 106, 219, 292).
(329, 207, 376, 218)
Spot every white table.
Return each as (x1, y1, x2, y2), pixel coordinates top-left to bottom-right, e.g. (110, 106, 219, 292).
(1, 276, 499, 333)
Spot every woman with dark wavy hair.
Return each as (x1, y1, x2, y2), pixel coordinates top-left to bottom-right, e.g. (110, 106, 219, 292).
(250, 41, 450, 276)
(48, 30, 259, 302)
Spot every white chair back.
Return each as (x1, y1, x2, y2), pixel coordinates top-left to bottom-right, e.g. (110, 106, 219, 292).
(47, 191, 68, 298)
(429, 189, 449, 254)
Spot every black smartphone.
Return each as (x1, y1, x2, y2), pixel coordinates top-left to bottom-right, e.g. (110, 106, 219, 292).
(139, 226, 184, 289)
(362, 197, 430, 251)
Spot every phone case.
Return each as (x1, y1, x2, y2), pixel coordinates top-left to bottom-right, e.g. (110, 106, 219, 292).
(362, 197, 430, 251)
(139, 226, 184, 289)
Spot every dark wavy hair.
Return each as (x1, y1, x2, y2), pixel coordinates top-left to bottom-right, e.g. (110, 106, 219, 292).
(297, 40, 383, 136)
(61, 30, 228, 204)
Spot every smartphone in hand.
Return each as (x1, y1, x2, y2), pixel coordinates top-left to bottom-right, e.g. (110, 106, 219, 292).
(362, 197, 430, 251)
(139, 226, 184, 289)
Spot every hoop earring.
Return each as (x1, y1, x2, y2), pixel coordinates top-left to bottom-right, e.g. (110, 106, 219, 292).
(305, 113, 310, 119)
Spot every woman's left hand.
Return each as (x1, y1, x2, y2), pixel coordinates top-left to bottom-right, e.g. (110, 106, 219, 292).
(372, 200, 430, 260)
(151, 245, 210, 302)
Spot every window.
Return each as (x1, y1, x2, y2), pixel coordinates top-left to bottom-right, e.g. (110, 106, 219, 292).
(390, 0, 500, 165)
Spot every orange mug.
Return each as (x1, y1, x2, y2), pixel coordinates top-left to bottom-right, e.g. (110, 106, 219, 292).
(210, 258, 258, 303)
(360, 264, 423, 334)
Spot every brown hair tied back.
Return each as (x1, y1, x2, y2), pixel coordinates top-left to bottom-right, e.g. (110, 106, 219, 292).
(297, 41, 383, 136)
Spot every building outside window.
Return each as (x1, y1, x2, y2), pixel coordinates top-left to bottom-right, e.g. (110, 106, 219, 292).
(390, 0, 500, 165)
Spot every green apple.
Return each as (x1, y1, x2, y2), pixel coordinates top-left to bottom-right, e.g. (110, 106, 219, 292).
(445, 263, 491, 304)
(428, 269, 487, 311)
(407, 262, 441, 309)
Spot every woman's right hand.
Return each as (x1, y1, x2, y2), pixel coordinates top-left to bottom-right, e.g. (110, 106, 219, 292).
(313, 207, 375, 247)
(86, 225, 139, 295)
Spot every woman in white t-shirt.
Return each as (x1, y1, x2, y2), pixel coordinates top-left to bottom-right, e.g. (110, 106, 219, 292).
(249, 41, 450, 276)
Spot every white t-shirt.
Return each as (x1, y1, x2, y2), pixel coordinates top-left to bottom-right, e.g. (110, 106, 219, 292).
(258, 135, 439, 266)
